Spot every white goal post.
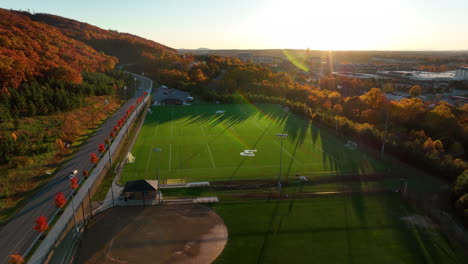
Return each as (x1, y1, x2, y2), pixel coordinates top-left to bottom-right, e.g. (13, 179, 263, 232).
(344, 140, 357, 150)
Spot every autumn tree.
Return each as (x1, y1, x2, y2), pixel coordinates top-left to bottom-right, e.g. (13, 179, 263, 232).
(98, 143, 105, 153)
(70, 177, 78, 190)
(82, 170, 89, 177)
(33, 216, 49, 233)
(54, 192, 67, 208)
(90, 153, 99, 164)
(8, 254, 24, 264)
(409, 85, 422, 97)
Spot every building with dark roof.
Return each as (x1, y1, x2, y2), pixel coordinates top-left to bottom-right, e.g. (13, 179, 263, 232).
(123, 180, 159, 201)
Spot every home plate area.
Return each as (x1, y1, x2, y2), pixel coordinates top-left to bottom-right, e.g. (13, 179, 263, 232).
(77, 205, 227, 264)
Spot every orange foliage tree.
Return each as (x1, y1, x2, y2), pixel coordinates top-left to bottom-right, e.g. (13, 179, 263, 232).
(70, 177, 78, 190)
(33, 216, 49, 233)
(8, 254, 24, 264)
(54, 192, 67, 208)
(98, 143, 105, 153)
(90, 153, 99, 164)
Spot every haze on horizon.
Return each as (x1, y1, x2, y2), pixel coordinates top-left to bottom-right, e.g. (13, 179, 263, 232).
(2, 0, 468, 51)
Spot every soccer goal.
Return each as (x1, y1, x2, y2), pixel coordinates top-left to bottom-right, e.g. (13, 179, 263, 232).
(344, 140, 358, 150)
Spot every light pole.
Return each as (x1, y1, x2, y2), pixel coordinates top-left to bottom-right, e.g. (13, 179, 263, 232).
(68, 171, 79, 233)
(134, 77, 137, 96)
(104, 99, 112, 167)
(276, 133, 288, 194)
(123, 86, 129, 138)
(381, 108, 389, 159)
(152, 148, 162, 202)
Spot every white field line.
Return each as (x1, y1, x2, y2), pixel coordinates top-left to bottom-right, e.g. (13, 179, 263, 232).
(310, 142, 338, 161)
(275, 141, 303, 164)
(169, 144, 172, 171)
(201, 125, 206, 136)
(253, 121, 266, 132)
(206, 144, 216, 168)
(154, 122, 159, 136)
(158, 162, 329, 172)
(230, 125, 237, 134)
(146, 145, 153, 171)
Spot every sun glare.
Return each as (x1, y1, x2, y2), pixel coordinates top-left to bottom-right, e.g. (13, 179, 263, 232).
(246, 0, 408, 50)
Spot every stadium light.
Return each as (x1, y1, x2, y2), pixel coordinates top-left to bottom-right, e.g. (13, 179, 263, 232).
(152, 148, 162, 193)
(104, 99, 112, 167)
(123, 86, 129, 138)
(276, 133, 288, 193)
(69, 170, 79, 233)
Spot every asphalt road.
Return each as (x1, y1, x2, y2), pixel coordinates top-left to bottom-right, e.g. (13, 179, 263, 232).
(0, 74, 152, 263)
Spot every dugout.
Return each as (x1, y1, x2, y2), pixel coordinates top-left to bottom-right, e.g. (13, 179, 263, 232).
(123, 180, 159, 201)
(161, 98, 183, 105)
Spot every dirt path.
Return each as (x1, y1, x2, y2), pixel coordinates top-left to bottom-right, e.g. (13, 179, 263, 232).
(76, 205, 227, 264)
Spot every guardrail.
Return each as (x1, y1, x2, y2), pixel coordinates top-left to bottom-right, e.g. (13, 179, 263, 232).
(27, 76, 152, 264)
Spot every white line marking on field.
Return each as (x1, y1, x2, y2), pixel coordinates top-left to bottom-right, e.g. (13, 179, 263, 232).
(146, 145, 153, 171)
(169, 144, 172, 171)
(154, 122, 159, 136)
(254, 121, 266, 131)
(230, 125, 237, 134)
(310, 142, 338, 161)
(275, 141, 303, 164)
(201, 125, 206, 136)
(206, 144, 216, 168)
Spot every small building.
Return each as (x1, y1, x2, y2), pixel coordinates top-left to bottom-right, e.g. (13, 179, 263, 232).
(161, 98, 183, 105)
(123, 180, 159, 201)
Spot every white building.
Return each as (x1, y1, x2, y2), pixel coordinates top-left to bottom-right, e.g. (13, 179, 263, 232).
(454, 67, 468, 80)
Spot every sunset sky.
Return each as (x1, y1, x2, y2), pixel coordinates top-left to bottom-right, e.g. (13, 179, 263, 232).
(2, 0, 468, 50)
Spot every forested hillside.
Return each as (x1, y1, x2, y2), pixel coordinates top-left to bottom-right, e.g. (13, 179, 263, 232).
(0, 9, 117, 90)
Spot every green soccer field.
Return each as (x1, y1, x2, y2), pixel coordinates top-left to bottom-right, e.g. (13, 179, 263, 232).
(121, 104, 389, 183)
(212, 194, 465, 264)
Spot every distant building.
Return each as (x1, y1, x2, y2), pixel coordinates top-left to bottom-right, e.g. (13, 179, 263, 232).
(376, 70, 455, 86)
(238, 53, 253, 62)
(454, 67, 468, 80)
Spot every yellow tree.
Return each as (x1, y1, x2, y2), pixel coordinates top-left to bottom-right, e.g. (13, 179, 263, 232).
(409, 85, 422, 97)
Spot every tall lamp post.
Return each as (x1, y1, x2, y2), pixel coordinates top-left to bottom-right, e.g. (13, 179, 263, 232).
(152, 148, 162, 202)
(381, 107, 389, 159)
(68, 170, 79, 233)
(134, 77, 138, 96)
(123, 86, 129, 138)
(276, 133, 288, 194)
(104, 99, 112, 167)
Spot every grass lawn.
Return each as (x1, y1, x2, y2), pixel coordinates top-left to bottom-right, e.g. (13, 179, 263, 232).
(211, 194, 465, 264)
(121, 104, 390, 184)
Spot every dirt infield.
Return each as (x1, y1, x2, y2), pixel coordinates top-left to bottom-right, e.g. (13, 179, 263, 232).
(76, 205, 227, 264)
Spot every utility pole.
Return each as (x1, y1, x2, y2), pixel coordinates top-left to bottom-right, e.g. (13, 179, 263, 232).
(68, 171, 79, 233)
(123, 86, 129, 138)
(276, 133, 288, 194)
(104, 99, 112, 167)
(152, 147, 162, 203)
(381, 108, 389, 159)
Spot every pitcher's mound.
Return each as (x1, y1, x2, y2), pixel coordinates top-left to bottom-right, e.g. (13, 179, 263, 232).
(77, 204, 228, 264)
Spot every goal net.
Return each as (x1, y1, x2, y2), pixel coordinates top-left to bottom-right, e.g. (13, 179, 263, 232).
(126, 152, 136, 163)
(344, 140, 358, 150)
